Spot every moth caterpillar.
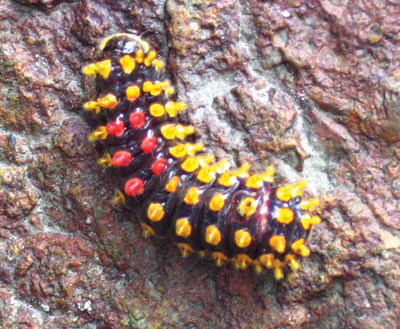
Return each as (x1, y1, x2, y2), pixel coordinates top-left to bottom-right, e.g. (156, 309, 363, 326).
(82, 33, 321, 279)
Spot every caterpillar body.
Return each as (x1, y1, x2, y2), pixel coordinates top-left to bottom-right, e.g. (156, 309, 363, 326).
(82, 33, 321, 279)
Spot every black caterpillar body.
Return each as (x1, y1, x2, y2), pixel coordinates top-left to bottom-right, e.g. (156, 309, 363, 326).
(82, 33, 321, 279)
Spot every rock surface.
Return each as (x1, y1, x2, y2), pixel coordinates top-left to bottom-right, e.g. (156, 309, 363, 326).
(0, 0, 399, 328)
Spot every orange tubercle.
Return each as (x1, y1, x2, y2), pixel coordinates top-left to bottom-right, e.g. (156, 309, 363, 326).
(141, 136, 157, 154)
(124, 178, 145, 197)
(151, 158, 167, 175)
(112, 151, 132, 167)
(106, 119, 125, 137)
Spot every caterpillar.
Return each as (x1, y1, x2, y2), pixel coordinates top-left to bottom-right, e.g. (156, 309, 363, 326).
(82, 33, 321, 280)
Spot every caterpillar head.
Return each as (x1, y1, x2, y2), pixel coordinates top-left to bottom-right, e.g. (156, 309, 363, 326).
(100, 33, 150, 56)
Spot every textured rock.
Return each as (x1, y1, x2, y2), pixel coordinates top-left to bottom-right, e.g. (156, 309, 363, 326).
(0, 0, 399, 328)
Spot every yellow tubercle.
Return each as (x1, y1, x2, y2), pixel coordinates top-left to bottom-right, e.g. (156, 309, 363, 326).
(97, 153, 113, 167)
(160, 124, 177, 140)
(144, 50, 157, 66)
(260, 166, 275, 183)
(82, 63, 98, 77)
(301, 213, 321, 230)
(205, 225, 222, 246)
(209, 193, 225, 211)
(177, 243, 194, 257)
(176, 218, 192, 238)
(233, 254, 253, 270)
(237, 197, 258, 217)
(119, 55, 136, 74)
(275, 207, 294, 225)
(272, 259, 284, 280)
(218, 172, 237, 187)
(212, 159, 230, 173)
(152, 59, 164, 71)
(299, 246, 310, 257)
(183, 187, 200, 205)
(97, 59, 112, 79)
(185, 143, 204, 156)
(269, 235, 286, 253)
(274, 269, 284, 280)
(165, 101, 187, 117)
(291, 238, 311, 257)
(165, 86, 175, 96)
(175, 125, 195, 140)
(126, 86, 141, 102)
(253, 260, 264, 274)
(292, 178, 308, 198)
(259, 253, 274, 268)
(197, 166, 216, 184)
(276, 185, 292, 202)
(169, 144, 187, 158)
(285, 254, 300, 270)
(233, 163, 250, 178)
(98, 94, 118, 110)
(149, 103, 165, 117)
(142, 223, 156, 237)
(235, 230, 252, 249)
(84, 95, 117, 113)
(198, 160, 229, 184)
(147, 203, 165, 222)
(142, 81, 167, 96)
(197, 155, 215, 167)
(113, 189, 126, 204)
(135, 49, 144, 63)
(198, 250, 207, 258)
(300, 198, 320, 210)
(181, 157, 200, 172)
(276, 178, 309, 202)
(212, 251, 228, 267)
(84, 100, 101, 114)
(89, 126, 108, 141)
(161, 81, 171, 89)
(158, 81, 171, 96)
(142, 81, 153, 92)
(165, 176, 180, 193)
(245, 174, 264, 189)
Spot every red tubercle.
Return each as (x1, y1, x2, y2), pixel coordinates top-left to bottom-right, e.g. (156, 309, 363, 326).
(151, 157, 167, 175)
(129, 111, 146, 130)
(112, 150, 132, 167)
(141, 136, 157, 154)
(106, 119, 125, 137)
(124, 178, 144, 197)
